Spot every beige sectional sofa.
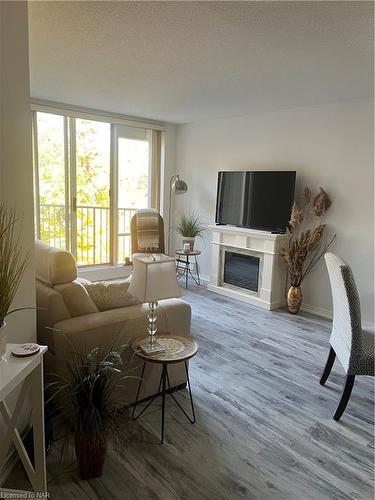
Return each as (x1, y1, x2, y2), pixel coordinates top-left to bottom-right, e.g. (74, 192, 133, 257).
(35, 240, 191, 404)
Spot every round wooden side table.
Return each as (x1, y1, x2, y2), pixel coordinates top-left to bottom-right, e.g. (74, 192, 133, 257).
(131, 334, 198, 444)
(175, 249, 201, 288)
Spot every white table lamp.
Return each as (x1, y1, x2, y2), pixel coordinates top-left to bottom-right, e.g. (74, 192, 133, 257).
(128, 254, 181, 353)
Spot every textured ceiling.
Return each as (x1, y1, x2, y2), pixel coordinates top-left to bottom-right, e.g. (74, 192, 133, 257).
(28, 1, 373, 124)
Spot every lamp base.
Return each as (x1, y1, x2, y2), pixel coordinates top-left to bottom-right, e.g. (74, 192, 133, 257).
(139, 339, 165, 354)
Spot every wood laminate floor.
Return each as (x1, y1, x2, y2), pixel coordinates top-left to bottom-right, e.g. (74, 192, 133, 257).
(6, 284, 374, 499)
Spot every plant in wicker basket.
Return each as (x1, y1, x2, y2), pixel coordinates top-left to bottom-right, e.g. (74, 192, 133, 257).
(281, 187, 335, 314)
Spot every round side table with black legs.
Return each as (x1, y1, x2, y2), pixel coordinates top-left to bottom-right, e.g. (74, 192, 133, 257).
(175, 249, 201, 288)
(131, 334, 198, 444)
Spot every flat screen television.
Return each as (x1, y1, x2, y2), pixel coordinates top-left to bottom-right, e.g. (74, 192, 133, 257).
(215, 171, 296, 233)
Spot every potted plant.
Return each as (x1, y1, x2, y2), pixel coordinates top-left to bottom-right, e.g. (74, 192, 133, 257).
(281, 187, 335, 314)
(50, 345, 129, 479)
(0, 204, 29, 360)
(175, 212, 206, 251)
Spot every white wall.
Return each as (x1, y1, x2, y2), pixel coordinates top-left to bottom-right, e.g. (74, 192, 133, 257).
(0, 1, 36, 475)
(0, 0, 36, 342)
(175, 99, 374, 326)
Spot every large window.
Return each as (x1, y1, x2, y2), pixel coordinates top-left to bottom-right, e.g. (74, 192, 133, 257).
(33, 109, 162, 266)
(117, 127, 152, 263)
(36, 113, 67, 249)
(75, 119, 111, 265)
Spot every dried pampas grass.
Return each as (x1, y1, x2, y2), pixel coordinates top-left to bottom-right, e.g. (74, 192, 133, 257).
(281, 186, 335, 287)
(313, 188, 331, 217)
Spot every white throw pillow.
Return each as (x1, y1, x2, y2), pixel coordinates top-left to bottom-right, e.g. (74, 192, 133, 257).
(83, 280, 141, 311)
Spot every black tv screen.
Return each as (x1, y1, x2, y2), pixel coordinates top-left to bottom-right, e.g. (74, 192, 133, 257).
(215, 171, 296, 232)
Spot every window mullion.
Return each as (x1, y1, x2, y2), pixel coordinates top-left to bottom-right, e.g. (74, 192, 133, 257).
(110, 124, 119, 265)
(63, 116, 71, 251)
(32, 112, 41, 240)
(69, 117, 77, 259)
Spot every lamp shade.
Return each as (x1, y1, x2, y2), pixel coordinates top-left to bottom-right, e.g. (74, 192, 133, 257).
(128, 254, 181, 302)
(171, 175, 188, 195)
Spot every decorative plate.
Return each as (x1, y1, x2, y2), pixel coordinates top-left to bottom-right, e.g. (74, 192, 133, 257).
(11, 343, 40, 357)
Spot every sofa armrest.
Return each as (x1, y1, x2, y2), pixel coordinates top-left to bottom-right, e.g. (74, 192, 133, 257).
(53, 298, 191, 352)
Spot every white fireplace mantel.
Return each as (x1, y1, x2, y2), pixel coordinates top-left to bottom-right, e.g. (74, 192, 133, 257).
(207, 224, 288, 310)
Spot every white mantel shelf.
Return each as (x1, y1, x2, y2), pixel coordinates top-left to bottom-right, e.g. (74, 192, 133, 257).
(208, 224, 282, 240)
(208, 224, 287, 310)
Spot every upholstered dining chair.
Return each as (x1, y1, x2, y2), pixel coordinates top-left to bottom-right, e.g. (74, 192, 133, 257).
(130, 208, 165, 258)
(320, 252, 374, 421)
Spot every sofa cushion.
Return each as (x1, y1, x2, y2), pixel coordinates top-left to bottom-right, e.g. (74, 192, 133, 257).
(55, 281, 99, 317)
(35, 239, 77, 285)
(83, 280, 141, 312)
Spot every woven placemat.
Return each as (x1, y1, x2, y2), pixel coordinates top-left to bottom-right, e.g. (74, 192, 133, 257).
(157, 337, 186, 355)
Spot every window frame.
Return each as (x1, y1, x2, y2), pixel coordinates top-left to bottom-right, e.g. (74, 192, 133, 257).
(32, 101, 166, 267)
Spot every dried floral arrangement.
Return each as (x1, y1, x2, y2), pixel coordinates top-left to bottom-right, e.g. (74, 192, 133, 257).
(281, 187, 335, 287)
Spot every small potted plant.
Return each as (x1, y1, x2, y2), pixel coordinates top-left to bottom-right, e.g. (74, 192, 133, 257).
(281, 186, 335, 314)
(50, 344, 129, 479)
(0, 204, 29, 360)
(175, 212, 206, 251)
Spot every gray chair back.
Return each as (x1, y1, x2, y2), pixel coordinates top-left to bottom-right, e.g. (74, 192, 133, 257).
(324, 252, 362, 371)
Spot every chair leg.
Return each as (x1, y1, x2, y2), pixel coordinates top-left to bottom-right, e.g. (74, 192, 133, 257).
(333, 375, 355, 421)
(320, 347, 336, 385)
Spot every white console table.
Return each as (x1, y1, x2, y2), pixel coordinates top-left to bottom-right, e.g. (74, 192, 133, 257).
(0, 344, 48, 495)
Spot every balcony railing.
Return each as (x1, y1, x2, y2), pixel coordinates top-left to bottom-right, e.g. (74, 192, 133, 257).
(39, 204, 136, 266)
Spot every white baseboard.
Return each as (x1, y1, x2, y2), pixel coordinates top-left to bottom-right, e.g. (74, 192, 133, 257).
(300, 302, 374, 331)
(198, 273, 209, 282)
(300, 302, 332, 320)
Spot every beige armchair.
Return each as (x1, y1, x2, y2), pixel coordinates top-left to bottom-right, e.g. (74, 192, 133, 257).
(35, 240, 191, 404)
